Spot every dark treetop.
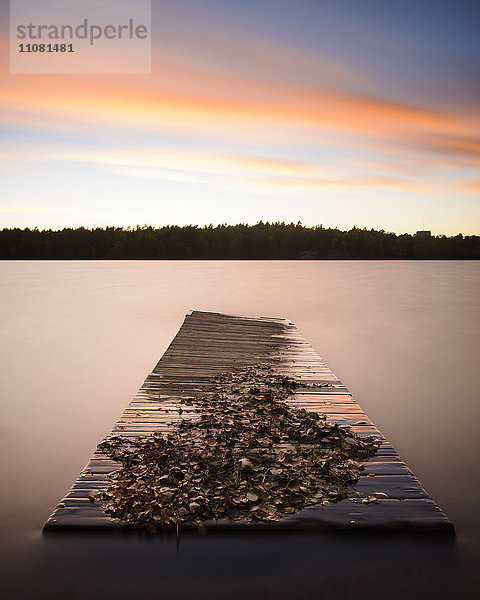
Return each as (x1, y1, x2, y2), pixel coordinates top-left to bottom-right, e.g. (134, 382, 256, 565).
(1, 223, 478, 260)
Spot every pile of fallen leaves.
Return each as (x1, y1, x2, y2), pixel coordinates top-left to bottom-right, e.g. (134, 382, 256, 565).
(97, 366, 380, 531)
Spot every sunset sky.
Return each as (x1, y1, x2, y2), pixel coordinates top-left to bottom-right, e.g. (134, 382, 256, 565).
(1, 0, 479, 234)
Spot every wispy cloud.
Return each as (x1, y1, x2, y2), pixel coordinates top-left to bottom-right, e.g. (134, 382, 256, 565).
(412, 133, 480, 161)
(1, 22, 476, 161)
(460, 181, 480, 193)
(225, 156, 315, 176)
(0, 203, 108, 218)
(0, 144, 444, 195)
(254, 176, 425, 192)
(106, 166, 208, 183)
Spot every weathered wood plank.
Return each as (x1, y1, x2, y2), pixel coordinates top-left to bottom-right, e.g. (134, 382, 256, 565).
(44, 310, 453, 533)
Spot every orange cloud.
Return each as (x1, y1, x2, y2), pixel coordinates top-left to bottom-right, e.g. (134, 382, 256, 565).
(1, 22, 479, 170)
(255, 176, 425, 192)
(226, 156, 315, 175)
(413, 133, 480, 159)
(0, 70, 460, 139)
(460, 181, 480, 193)
(0, 14, 468, 147)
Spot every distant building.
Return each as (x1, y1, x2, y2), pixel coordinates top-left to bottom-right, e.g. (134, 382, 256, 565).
(416, 230, 431, 238)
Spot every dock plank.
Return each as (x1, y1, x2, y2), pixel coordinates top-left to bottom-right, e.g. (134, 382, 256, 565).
(44, 310, 453, 533)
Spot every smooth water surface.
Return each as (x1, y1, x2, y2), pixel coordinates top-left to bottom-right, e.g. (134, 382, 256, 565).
(0, 261, 479, 599)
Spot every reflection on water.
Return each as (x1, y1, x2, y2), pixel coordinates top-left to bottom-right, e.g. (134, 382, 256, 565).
(22, 532, 459, 600)
(0, 261, 478, 599)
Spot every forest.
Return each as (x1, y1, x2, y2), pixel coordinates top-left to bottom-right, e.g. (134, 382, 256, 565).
(0, 223, 478, 260)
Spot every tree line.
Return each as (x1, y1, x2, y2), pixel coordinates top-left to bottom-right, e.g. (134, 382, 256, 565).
(0, 223, 478, 259)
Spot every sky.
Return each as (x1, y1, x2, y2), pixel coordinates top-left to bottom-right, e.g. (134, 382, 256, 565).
(1, 0, 479, 234)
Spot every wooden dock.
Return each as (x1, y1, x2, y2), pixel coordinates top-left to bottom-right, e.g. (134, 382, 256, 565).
(44, 311, 453, 532)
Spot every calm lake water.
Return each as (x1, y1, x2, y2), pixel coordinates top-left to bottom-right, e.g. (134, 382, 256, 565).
(0, 260, 479, 600)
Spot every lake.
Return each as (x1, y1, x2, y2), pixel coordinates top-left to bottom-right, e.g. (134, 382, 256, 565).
(0, 260, 479, 599)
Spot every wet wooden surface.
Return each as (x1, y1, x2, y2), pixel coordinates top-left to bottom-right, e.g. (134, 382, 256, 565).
(44, 311, 454, 533)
